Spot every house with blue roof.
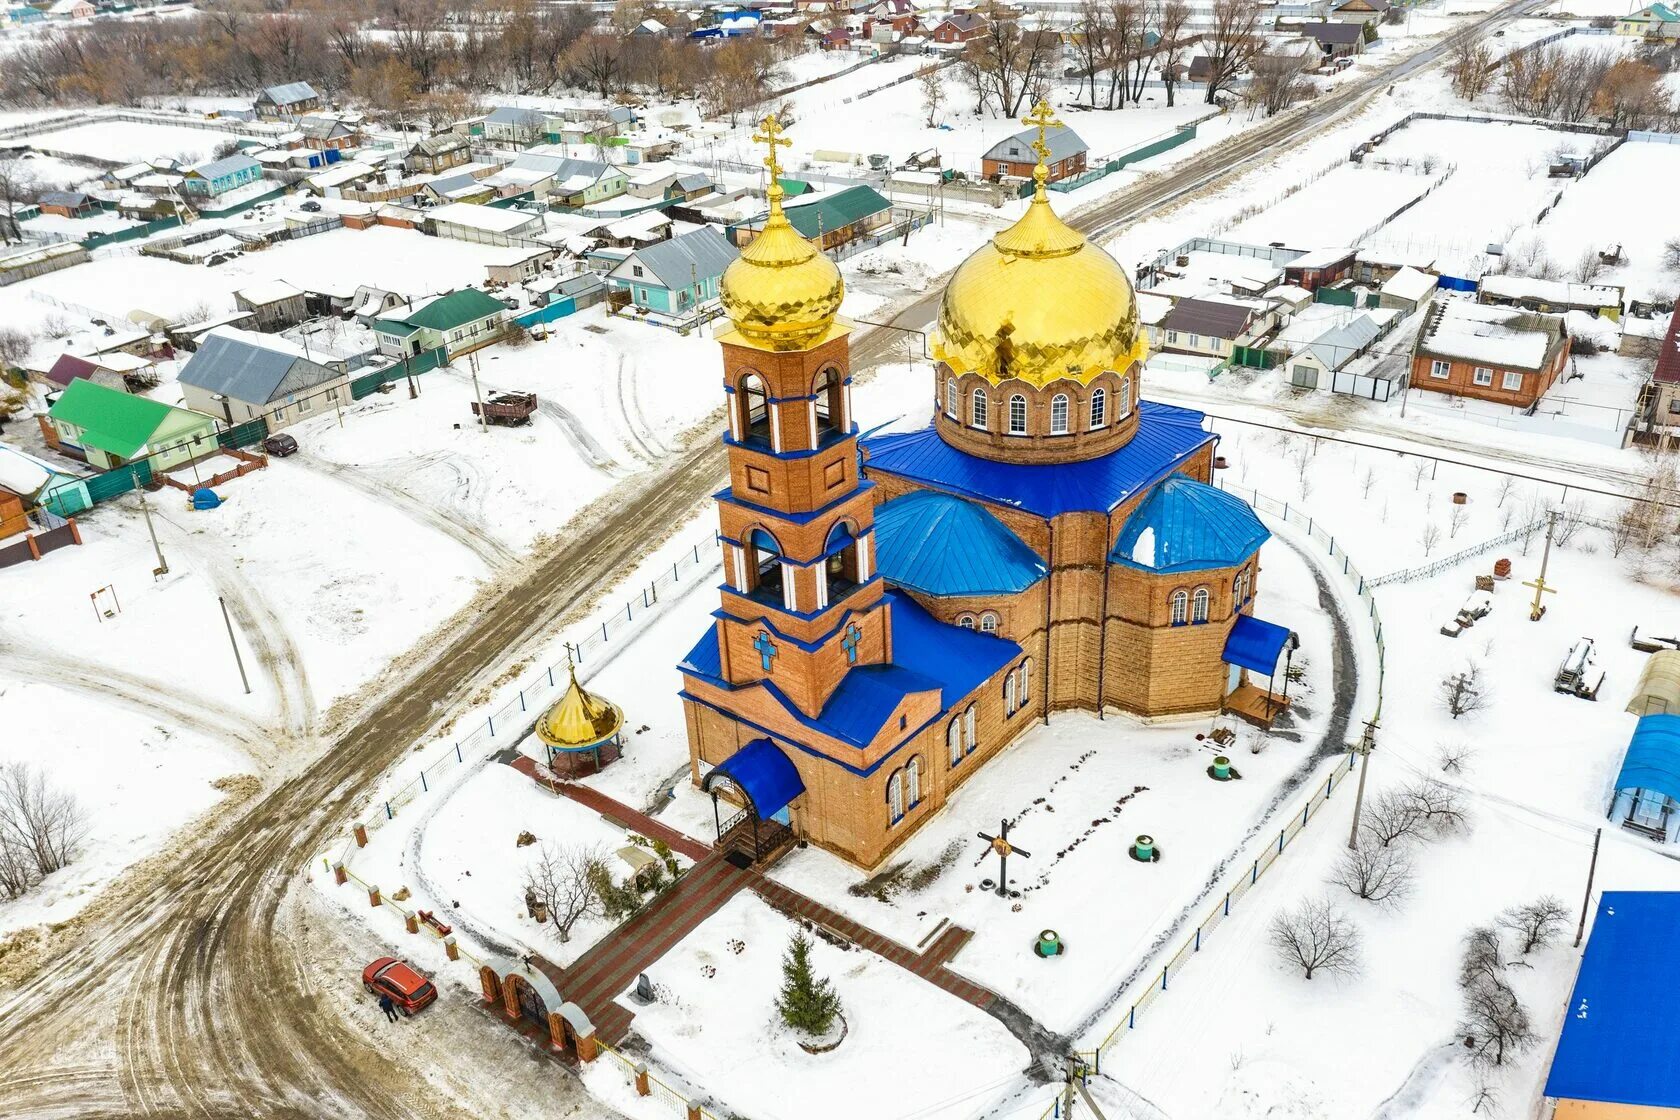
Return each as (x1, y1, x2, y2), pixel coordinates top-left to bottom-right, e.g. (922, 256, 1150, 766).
(675, 111, 1293, 869)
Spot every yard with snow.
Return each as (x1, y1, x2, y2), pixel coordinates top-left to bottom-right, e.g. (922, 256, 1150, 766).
(17, 119, 247, 165)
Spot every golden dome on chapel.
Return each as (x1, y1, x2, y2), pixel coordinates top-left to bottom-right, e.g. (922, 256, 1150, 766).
(719, 115, 845, 351)
(535, 666, 624, 750)
(931, 105, 1146, 389)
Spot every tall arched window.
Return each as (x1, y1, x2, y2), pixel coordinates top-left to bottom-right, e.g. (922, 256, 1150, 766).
(1004, 672, 1017, 716)
(1192, 586, 1210, 624)
(1090, 387, 1108, 429)
(948, 718, 963, 767)
(1050, 394, 1069, 434)
(980, 612, 999, 634)
(1170, 589, 1189, 625)
(906, 755, 922, 808)
(812, 366, 844, 444)
(1234, 568, 1250, 606)
(971, 387, 988, 429)
(965, 705, 977, 752)
(741, 373, 771, 445)
(823, 520, 859, 605)
(946, 378, 958, 418)
(1019, 658, 1032, 705)
(1118, 375, 1133, 418)
(887, 768, 905, 824)
(1008, 394, 1028, 434)
(749, 527, 784, 605)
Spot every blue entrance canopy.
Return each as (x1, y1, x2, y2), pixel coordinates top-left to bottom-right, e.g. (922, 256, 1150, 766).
(1546, 891, 1680, 1109)
(707, 737, 806, 820)
(1223, 614, 1295, 677)
(1613, 714, 1680, 805)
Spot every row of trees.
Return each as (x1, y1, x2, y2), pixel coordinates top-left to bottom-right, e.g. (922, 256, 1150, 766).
(0, 764, 86, 902)
(1449, 39, 1680, 132)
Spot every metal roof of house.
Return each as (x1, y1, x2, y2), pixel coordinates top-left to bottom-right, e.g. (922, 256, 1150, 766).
(1300, 20, 1365, 43)
(1302, 313, 1382, 371)
(1160, 296, 1257, 340)
(1546, 890, 1680, 1109)
(614, 225, 738, 290)
(982, 124, 1087, 164)
(47, 378, 194, 459)
(1655, 312, 1680, 385)
(178, 327, 340, 406)
(298, 116, 353, 139)
(873, 490, 1047, 597)
(43, 353, 100, 387)
(189, 153, 259, 180)
(776, 185, 892, 240)
(863, 402, 1216, 520)
(484, 105, 548, 127)
(411, 133, 469, 156)
(381, 288, 507, 333)
(1109, 475, 1270, 574)
(38, 191, 92, 207)
(260, 81, 318, 105)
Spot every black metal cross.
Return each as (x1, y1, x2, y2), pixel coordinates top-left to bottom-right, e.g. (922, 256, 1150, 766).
(976, 818, 1030, 898)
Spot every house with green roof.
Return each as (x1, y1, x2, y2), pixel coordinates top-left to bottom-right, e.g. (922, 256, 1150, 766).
(44, 379, 219, 472)
(372, 288, 510, 361)
(1618, 3, 1680, 36)
(730, 185, 894, 252)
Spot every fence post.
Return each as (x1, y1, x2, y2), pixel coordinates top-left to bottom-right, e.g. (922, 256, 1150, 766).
(1251, 860, 1258, 884)
(420, 772, 428, 793)
(1161, 967, 1168, 992)
(455, 743, 462, 763)
(385, 801, 393, 820)
(519, 690, 526, 712)
(1194, 927, 1201, 951)
(602, 622, 609, 642)
(488, 715, 495, 737)
(548, 666, 554, 688)
(1277, 830, 1284, 855)
(1224, 891, 1230, 916)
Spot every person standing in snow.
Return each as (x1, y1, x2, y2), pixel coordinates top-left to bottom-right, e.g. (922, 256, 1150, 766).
(379, 994, 399, 1023)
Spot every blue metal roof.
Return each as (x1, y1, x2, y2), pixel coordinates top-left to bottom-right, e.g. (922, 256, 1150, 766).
(862, 402, 1215, 520)
(709, 738, 806, 820)
(869, 589, 1021, 715)
(1110, 476, 1270, 574)
(874, 490, 1047, 598)
(1222, 613, 1295, 676)
(1613, 714, 1680, 806)
(1546, 891, 1680, 1108)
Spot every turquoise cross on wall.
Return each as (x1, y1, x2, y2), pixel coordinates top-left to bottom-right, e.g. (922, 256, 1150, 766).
(842, 623, 862, 665)
(753, 630, 777, 672)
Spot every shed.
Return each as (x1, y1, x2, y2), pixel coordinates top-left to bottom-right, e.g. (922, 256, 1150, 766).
(1288, 313, 1383, 388)
(1379, 266, 1438, 313)
(1628, 650, 1680, 717)
(234, 280, 309, 332)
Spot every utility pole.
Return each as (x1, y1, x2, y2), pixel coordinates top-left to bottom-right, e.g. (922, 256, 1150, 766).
(1523, 508, 1561, 621)
(218, 595, 251, 695)
(1574, 827, 1601, 948)
(1061, 1063, 1078, 1120)
(1347, 719, 1378, 850)
(137, 484, 168, 576)
(1075, 1070, 1110, 1120)
(469, 351, 488, 432)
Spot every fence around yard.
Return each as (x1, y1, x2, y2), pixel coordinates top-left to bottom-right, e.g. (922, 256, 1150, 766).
(1369, 517, 1547, 586)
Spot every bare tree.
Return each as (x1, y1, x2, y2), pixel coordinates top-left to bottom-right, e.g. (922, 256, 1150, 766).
(1360, 466, 1378, 498)
(1495, 475, 1516, 508)
(1448, 504, 1469, 540)
(964, 7, 1059, 118)
(1466, 1073, 1501, 1115)
(0, 326, 34, 372)
(1436, 740, 1476, 776)
(1499, 896, 1570, 955)
(522, 842, 606, 943)
(1460, 973, 1536, 1068)
(1361, 788, 1429, 848)
(1440, 661, 1488, 720)
(1411, 459, 1428, 490)
(1459, 925, 1506, 990)
(1246, 49, 1310, 117)
(1332, 839, 1414, 905)
(0, 156, 38, 244)
(566, 32, 622, 99)
(1153, 0, 1192, 107)
(1408, 777, 1469, 835)
(0, 763, 87, 897)
(919, 65, 946, 126)
(1270, 896, 1361, 980)
(1421, 522, 1442, 557)
(1202, 0, 1262, 105)
(1664, 237, 1680, 278)
(1447, 38, 1494, 100)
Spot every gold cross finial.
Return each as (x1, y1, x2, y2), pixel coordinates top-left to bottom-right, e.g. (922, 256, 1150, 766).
(754, 113, 793, 214)
(1021, 99, 1061, 199)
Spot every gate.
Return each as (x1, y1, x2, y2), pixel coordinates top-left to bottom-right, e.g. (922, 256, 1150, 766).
(218, 416, 269, 451)
(508, 973, 547, 1026)
(84, 461, 153, 504)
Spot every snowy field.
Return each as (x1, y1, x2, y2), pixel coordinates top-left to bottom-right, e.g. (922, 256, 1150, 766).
(18, 119, 245, 164)
(1529, 140, 1680, 302)
(1224, 163, 1442, 250)
(10, 151, 106, 190)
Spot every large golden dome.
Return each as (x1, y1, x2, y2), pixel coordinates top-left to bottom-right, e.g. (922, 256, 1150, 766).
(719, 115, 844, 351)
(931, 109, 1145, 388)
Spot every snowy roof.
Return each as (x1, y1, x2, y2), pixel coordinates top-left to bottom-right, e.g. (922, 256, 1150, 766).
(235, 279, 303, 306)
(0, 443, 57, 499)
(188, 153, 260, 181)
(308, 161, 376, 189)
(111, 163, 150, 180)
(1109, 475, 1270, 574)
(426, 202, 540, 234)
(178, 327, 340, 405)
(1380, 266, 1437, 303)
(1479, 273, 1622, 310)
(1415, 300, 1565, 372)
(260, 82, 318, 106)
(1136, 291, 1173, 327)
(873, 490, 1048, 597)
(604, 209, 673, 241)
(485, 106, 547, 127)
(1302, 313, 1382, 371)
(1287, 246, 1356, 270)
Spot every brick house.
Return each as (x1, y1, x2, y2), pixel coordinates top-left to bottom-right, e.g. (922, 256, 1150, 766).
(1630, 311, 1680, 447)
(1284, 246, 1357, 292)
(1410, 299, 1570, 408)
(930, 12, 989, 42)
(981, 124, 1087, 183)
(298, 114, 360, 152)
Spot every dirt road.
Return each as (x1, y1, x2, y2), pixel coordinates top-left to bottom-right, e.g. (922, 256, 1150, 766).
(0, 7, 1552, 1116)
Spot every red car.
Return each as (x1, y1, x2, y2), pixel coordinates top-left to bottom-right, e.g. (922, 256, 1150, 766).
(362, 957, 438, 1015)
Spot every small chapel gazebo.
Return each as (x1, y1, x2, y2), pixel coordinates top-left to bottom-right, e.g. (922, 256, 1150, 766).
(534, 666, 625, 778)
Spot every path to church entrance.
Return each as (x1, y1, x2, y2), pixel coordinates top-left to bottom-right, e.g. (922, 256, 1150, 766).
(504, 756, 1067, 1070)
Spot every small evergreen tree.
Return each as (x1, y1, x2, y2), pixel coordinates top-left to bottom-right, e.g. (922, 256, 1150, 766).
(775, 931, 841, 1035)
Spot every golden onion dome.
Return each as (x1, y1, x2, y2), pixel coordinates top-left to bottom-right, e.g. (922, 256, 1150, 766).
(535, 666, 624, 750)
(719, 115, 844, 351)
(931, 105, 1145, 388)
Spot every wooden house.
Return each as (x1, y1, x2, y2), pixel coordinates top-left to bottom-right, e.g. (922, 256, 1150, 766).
(234, 280, 309, 332)
(255, 81, 322, 120)
(982, 124, 1087, 183)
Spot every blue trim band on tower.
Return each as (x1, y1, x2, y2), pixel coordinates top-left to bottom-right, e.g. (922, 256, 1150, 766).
(1222, 613, 1294, 676)
(1613, 714, 1680, 807)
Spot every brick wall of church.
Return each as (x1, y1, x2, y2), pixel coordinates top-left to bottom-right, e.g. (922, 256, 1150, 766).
(1102, 559, 1252, 715)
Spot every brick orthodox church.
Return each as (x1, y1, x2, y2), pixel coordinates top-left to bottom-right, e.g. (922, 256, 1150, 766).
(679, 106, 1297, 870)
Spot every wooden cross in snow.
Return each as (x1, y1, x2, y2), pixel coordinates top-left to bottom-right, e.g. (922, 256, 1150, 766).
(976, 818, 1030, 898)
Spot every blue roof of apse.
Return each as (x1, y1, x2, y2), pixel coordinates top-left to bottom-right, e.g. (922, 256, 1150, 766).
(1110, 476, 1270, 573)
(862, 402, 1214, 520)
(873, 490, 1048, 597)
(711, 738, 806, 820)
(1546, 891, 1680, 1108)
(1612, 714, 1680, 805)
(1223, 613, 1295, 676)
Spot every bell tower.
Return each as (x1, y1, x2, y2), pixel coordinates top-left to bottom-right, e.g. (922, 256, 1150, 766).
(708, 115, 891, 720)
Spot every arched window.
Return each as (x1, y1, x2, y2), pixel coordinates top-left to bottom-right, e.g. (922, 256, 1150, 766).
(1019, 658, 1032, 705)
(957, 614, 976, 630)
(971, 387, 988, 429)
(1234, 568, 1250, 606)
(948, 718, 963, 767)
(823, 520, 859, 605)
(965, 705, 977, 752)
(1050, 393, 1069, 434)
(1004, 672, 1017, 716)
(1090, 387, 1108, 429)
(907, 755, 922, 808)
(1192, 586, 1210, 624)
(1008, 393, 1028, 434)
(812, 366, 844, 444)
(1170, 589, 1189, 625)
(1118, 375, 1133, 418)
(887, 768, 905, 824)
(748, 527, 784, 606)
(980, 612, 999, 634)
(946, 378, 958, 418)
(741, 373, 771, 445)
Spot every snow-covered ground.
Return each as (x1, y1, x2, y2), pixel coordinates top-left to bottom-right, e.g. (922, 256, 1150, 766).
(17, 119, 246, 164)
(1225, 163, 1444, 249)
(1530, 140, 1680, 303)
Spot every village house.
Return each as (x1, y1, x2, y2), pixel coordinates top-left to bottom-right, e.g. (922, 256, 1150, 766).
(1478, 274, 1624, 321)
(405, 133, 472, 176)
(298, 114, 360, 152)
(1616, 3, 1680, 37)
(1354, 246, 1435, 284)
(40, 351, 157, 395)
(1377, 266, 1438, 314)
(544, 158, 630, 208)
(6, 5, 46, 25)
(732, 185, 895, 252)
(181, 153, 263, 199)
(255, 81, 322, 120)
(176, 327, 352, 430)
(607, 225, 739, 317)
(426, 201, 543, 245)
(373, 289, 509, 361)
(483, 246, 557, 286)
(481, 106, 549, 149)
(1630, 311, 1680, 447)
(234, 280, 309, 332)
(589, 209, 675, 250)
(1157, 296, 1271, 358)
(981, 123, 1088, 183)
(1135, 291, 1173, 350)
(1283, 246, 1357, 291)
(36, 191, 99, 219)
(1329, 0, 1389, 23)
(419, 171, 497, 206)
(47, 0, 94, 20)
(1410, 298, 1570, 408)
(1286, 313, 1384, 390)
(42, 379, 219, 472)
(929, 11, 988, 42)
(1299, 21, 1366, 58)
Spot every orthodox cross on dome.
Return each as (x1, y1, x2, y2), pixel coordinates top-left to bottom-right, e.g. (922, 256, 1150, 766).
(753, 630, 778, 672)
(754, 112, 794, 212)
(841, 623, 862, 665)
(1021, 99, 1062, 198)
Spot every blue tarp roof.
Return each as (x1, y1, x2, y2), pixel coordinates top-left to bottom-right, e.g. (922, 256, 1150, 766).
(862, 402, 1215, 520)
(1110, 475, 1270, 574)
(1546, 891, 1680, 1108)
(1223, 613, 1294, 676)
(1613, 714, 1680, 805)
(873, 490, 1048, 598)
(711, 738, 806, 820)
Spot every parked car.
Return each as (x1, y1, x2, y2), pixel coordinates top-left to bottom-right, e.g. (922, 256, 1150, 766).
(299, 200, 322, 213)
(362, 957, 437, 1015)
(262, 432, 299, 457)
